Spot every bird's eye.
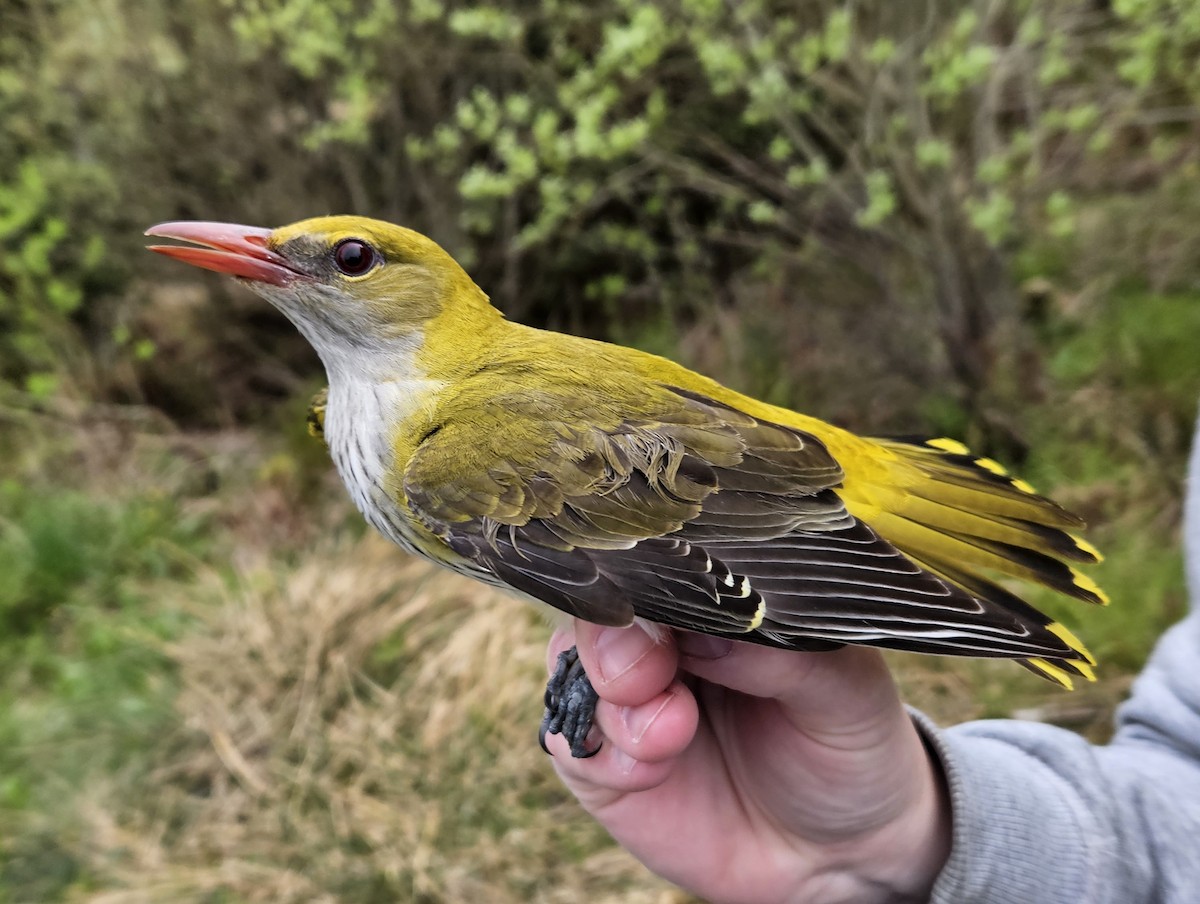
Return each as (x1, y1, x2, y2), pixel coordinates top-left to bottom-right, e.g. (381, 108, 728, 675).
(333, 239, 376, 276)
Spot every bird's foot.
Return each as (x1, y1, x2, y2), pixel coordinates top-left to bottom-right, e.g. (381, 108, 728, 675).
(539, 646, 601, 758)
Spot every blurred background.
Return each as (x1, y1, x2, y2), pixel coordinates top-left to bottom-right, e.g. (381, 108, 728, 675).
(2, 1, 1199, 900)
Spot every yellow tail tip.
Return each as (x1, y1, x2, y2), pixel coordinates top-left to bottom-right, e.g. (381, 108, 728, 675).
(1071, 660, 1097, 682)
(1071, 535, 1104, 563)
(926, 437, 970, 455)
(1048, 621, 1098, 666)
(1071, 571, 1110, 606)
(1027, 657, 1096, 688)
(1027, 658, 1076, 689)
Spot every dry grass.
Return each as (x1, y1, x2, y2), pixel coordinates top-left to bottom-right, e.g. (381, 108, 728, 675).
(63, 533, 686, 903)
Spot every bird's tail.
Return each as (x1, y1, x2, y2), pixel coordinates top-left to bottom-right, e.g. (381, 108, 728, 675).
(857, 435, 1106, 687)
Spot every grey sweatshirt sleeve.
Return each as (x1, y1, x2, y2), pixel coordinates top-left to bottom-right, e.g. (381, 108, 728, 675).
(924, 420, 1200, 904)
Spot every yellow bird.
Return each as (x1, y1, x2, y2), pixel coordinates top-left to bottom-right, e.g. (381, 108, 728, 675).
(147, 216, 1106, 756)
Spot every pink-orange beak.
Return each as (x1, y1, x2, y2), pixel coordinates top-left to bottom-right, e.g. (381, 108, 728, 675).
(145, 221, 299, 286)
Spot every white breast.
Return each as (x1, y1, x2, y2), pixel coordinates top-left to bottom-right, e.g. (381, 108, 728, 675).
(317, 339, 502, 585)
(324, 374, 438, 558)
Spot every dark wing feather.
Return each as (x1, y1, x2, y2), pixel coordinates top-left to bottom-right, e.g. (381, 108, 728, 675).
(447, 530, 768, 634)
(703, 520, 1075, 659)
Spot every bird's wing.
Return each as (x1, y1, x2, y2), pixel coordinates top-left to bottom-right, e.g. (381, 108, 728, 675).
(306, 387, 329, 442)
(403, 386, 1090, 673)
(405, 385, 841, 630)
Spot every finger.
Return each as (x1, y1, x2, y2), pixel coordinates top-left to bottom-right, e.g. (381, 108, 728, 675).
(572, 620, 680, 708)
(544, 625, 696, 792)
(677, 634, 902, 737)
(548, 678, 699, 796)
(592, 678, 699, 765)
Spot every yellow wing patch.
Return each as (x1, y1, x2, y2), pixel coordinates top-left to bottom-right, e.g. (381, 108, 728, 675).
(746, 598, 766, 631)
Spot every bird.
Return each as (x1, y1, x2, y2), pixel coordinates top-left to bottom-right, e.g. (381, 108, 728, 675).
(146, 216, 1107, 757)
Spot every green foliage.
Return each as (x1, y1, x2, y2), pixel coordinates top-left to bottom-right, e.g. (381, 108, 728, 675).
(3, 0, 1200, 429)
(1087, 532, 1186, 672)
(1046, 290, 1200, 442)
(201, 0, 1200, 432)
(0, 478, 208, 884)
(0, 155, 111, 392)
(0, 481, 202, 640)
(0, 7, 135, 394)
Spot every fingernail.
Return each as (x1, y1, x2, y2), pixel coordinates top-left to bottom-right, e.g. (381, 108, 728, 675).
(611, 746, 638, 776)
(594, 626, 655, 682)
(677, 632, 733, 660)
(622, 691, 676, 744)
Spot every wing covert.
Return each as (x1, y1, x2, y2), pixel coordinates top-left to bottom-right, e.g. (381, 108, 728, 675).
(403, 385, 848, 632)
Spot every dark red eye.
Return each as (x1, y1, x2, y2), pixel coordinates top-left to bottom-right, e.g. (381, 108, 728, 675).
(333, 239, 376, 276)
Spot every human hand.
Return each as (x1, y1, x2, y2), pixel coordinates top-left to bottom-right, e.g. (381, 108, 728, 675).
(544, 621, 951, 904)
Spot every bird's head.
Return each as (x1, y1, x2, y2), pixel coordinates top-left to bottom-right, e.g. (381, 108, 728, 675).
(146, 216, 497, 376)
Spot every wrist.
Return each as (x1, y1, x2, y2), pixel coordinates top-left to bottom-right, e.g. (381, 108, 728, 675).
(802, 719, 952, 903)
(866, 732, 952, 901)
